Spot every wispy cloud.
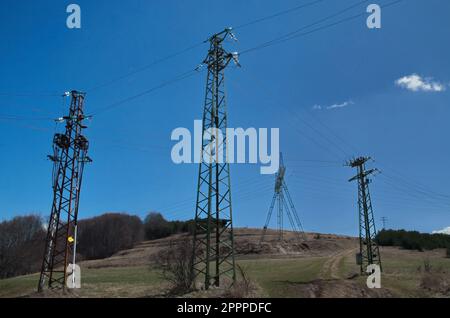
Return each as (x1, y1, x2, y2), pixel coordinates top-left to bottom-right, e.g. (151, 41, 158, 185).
(432, 226, 450, 235)
(327, 100, 354, 110)
(312, 100, 354, 111)
(396, 74, 446, 92)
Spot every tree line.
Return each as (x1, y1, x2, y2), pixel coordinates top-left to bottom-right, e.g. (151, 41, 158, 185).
(376, 229, 450, 253)
(0, 212, 192, 279)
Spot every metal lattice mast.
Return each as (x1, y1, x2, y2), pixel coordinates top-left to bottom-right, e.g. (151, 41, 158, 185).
(380, 216, 387, 230)
(38, 90, 92, 292)
(261, 153, 306, 242)
(191, 28, 240, 290)
(346, 156, 382, 274)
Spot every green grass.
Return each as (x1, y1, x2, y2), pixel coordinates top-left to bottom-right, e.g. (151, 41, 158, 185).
(0, 266, 165, 298)
(338, 247, 450, 298)
(237, 257, 327, 297)
(1, 248, 448, 298)
(0, 259, 327, 298)
(0, 273, 39, 298)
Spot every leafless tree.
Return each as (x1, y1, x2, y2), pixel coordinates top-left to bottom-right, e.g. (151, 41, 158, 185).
(0, 215, 45, 279)
(77, 213, 144, 260)
(153, 238, 194, 295)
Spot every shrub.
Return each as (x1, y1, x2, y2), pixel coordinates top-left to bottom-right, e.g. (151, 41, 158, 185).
(223, 264, 257, 298)
(153, 238, 194, 295)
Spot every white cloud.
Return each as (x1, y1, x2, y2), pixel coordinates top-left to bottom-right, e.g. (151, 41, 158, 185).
(327, 100, 354, 110)
(432, 226, 450, 235)
(396, 74, 446, 92)
(312, 100, 354, 111)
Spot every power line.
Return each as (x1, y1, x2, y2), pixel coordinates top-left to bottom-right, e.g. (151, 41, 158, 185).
(234, 0, 325, 30)
(378, 163, 450, 200)
(85, 0, 326, 94)
(302, 108, 360, 155)
(0, 114, 54, 121)
(378, 173, 450, 210)
(90, 68, 201, 116)
(86, 42, 205, 93)
(288, 107, 351, 158)
(80, 0, 402, 119)
(0, 92, 60, 97)
(240, 0, 402, 55)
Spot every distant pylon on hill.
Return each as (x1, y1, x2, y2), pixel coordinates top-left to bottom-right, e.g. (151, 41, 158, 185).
(261, 153, 307, 242)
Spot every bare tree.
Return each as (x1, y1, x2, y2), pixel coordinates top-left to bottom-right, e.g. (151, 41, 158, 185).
(77, 213, 144, 260)
(153, 238, 194, 295)
(0, 215, 45, 279)
(223, 264, 256, 298)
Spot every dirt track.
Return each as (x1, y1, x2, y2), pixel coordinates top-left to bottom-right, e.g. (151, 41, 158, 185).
(319, 247, 358, 280)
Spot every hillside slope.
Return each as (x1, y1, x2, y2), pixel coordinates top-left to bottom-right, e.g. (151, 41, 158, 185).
(1, 228, 449, 298)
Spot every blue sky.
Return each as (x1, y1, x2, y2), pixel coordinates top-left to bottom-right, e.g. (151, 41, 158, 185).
(0, 0, 449, 236)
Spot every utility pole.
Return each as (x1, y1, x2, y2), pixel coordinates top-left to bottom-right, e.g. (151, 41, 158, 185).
(346, 156, 382, 274)
(191, 28, 240, 290)
(261, 153, 306, 242)
(380, 216, 388, 230)
(38, 90, 92, 292)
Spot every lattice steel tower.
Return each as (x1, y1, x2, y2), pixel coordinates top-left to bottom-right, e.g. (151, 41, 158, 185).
(191, 28, 240, 290)
(38, 90, 92, 291)
(261, 153, 306, 242)
(346, 156, 382, 274)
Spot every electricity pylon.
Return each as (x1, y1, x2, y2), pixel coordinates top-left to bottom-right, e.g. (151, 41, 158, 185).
(38, 90, 92, 292)
(346, 156, 382, 274)
(191, 28, 240, 290)
(380, 216, 388, 230)
(261, 153, 307, 242)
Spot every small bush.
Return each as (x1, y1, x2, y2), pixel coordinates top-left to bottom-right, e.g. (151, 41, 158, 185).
(223, 265, 257, 298)
(423, 258, 432, 273)
(153, 238, 194, 295)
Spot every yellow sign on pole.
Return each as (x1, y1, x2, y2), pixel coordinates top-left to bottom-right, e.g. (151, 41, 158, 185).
(68, 236, 74, 243)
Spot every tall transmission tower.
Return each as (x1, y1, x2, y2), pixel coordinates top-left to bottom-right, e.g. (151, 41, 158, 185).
(261, 153, 306, 242)
(346, 156, 382, 274)
(38, 90, 92, 292)
(191, 28, 240, 290)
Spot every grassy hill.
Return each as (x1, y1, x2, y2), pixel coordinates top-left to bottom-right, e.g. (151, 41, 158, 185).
(1, 229, 449, 298)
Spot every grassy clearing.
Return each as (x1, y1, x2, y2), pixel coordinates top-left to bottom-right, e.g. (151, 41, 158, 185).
(0, 266, 165, 298)
(1, 247, 448, 298)
(0, 258, 327, 298)
(338, 247, 450, 297)
(0, 273, 39, 298)
(237, 257, 327, 297)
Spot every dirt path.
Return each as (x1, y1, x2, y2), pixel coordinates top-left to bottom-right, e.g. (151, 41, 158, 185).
(319, 248, 357, 280)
